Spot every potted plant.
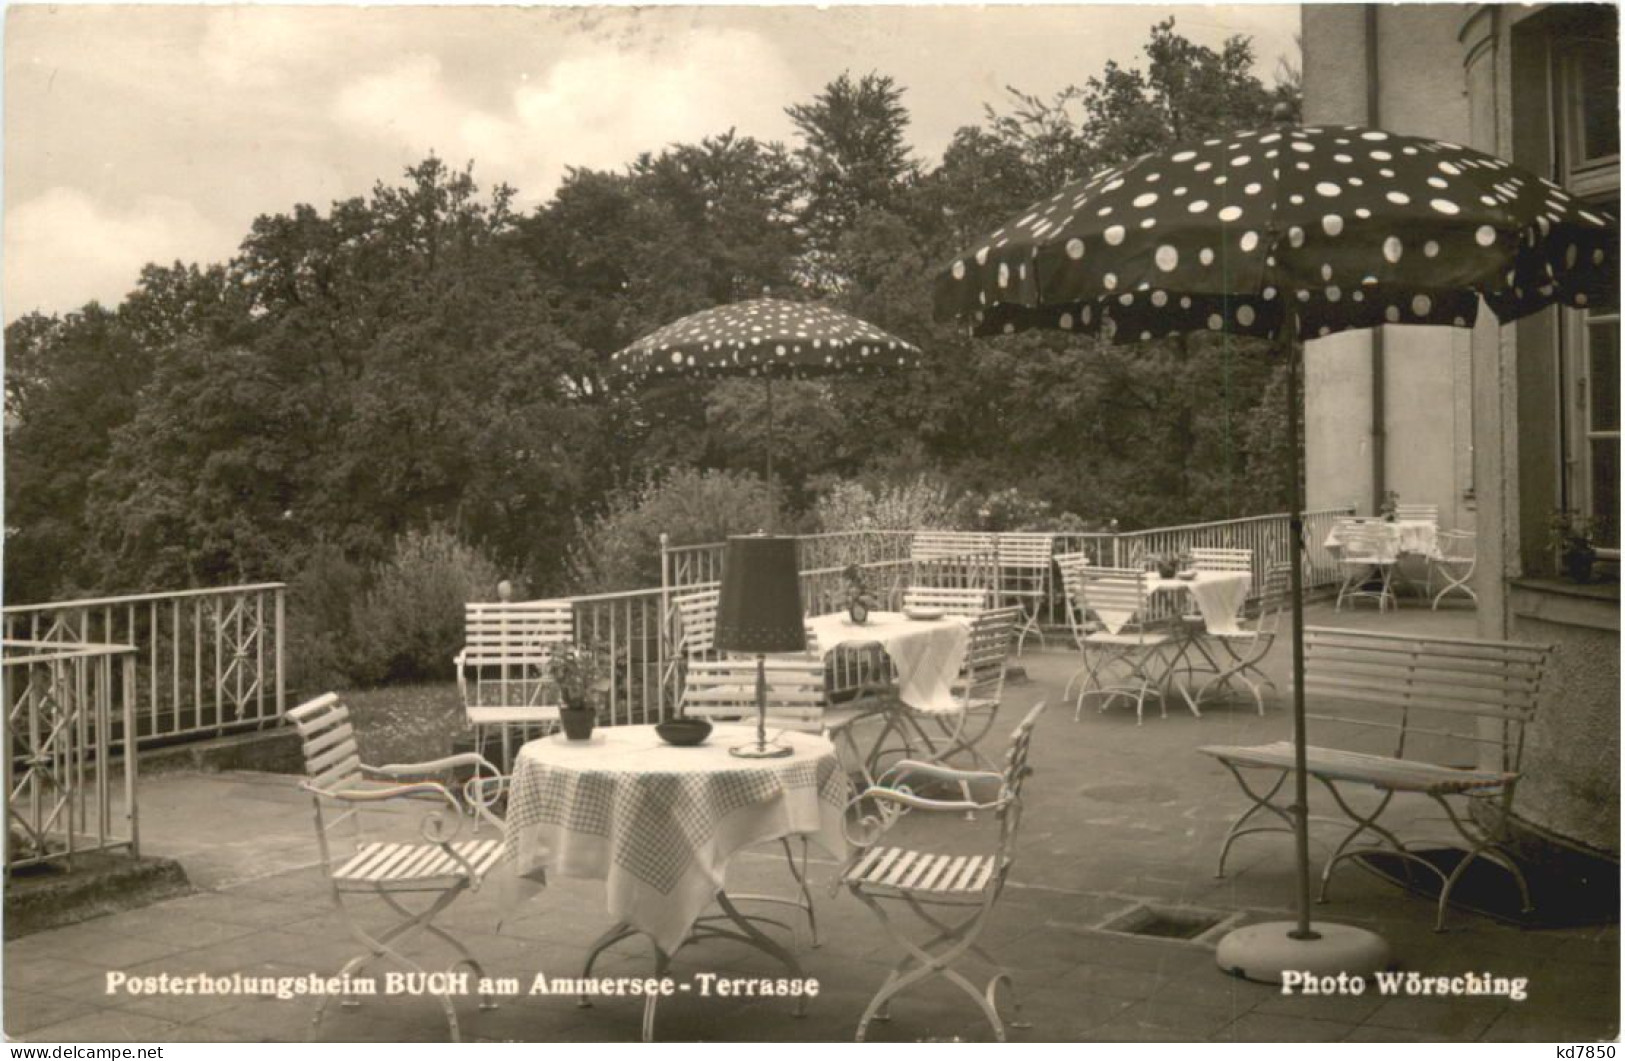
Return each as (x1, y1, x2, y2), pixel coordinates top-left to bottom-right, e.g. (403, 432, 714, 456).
(549, 643, 607, 740)
(1550, 510, 1604, 585)
(1153, 552, 1179, 579)
(1379, 490, 1400, 522)
(842, 563, 879, 624)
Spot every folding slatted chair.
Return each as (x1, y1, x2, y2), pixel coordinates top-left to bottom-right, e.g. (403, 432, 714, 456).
(673, 587, 720, 659)
(680, 657, 876, 947)
(1189, 547, 1253, 576)
(1060, 567, 1175, 724)
(1194, 563, 1289, 715)
(1177, 547, 1257, 678)
(841, 702, 1046, 1042)
(1394, 503, 1440, 523)
(1428, 529, 1478, 609)
(289, 693, 508, 1042)
(1053, 552, 1093, 645)
(1335, 523, 1399, 612)
(994, 533, 1053, 653)
(909, 532, 998, 595)
(902, 585, 990, 618)
(454, 599, 574, 766)
(895, 607, 1021, 773)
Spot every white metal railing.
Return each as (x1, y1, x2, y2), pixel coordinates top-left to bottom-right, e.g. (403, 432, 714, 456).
(5, 639, 139, 869)
(3, 584, 287, 748)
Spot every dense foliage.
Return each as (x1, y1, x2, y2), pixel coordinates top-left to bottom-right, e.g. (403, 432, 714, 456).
(5, 21, 1300, 617)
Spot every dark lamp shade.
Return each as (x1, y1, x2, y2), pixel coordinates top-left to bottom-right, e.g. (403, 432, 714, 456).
(714, 535, 806, 654)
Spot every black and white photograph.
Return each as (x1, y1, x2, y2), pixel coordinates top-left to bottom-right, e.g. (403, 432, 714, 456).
(2, 1, 1618, 1045)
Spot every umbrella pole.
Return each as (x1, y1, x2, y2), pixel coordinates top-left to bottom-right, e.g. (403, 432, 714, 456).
(1284, 305, 1314, 940)
(1213, 303, 1391, 983)
(765, 375, 776, 533)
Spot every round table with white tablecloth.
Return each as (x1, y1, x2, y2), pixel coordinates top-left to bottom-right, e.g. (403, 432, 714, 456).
(503, 724, 848, 954)
(502, 724, 849, 1039)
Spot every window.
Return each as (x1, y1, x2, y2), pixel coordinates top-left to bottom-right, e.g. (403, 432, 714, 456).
(1557, 23, 1620, 200)
(1555, 6, 1620, 552)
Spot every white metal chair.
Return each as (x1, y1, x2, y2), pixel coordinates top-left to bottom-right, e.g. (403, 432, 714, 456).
(841, 701, 1046, 1042)
(1189, 547, 1253, 576)
(1335, 523, 1399, 612)
(1394, 503, 1440, 523)
(454, 599, 573, 765)
(1428, 530, 1478, 609)
(1053, 552, 1093, 641)
(895, 606, 1021, 773)
(673, 587, 720, 659)
(909, 533, 998, 595)
(1177, 547, 1256, 675)
(289, 693, 507, 1042)
(902, 585, 990, 617)
(994, 533, 1054, 653)
(680, 657, 877, 947)
(1060, 567, 1175, 724)
(1195, 563, 1289, 715)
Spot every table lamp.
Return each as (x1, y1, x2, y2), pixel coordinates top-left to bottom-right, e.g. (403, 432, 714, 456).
(714, 534, 806, 759)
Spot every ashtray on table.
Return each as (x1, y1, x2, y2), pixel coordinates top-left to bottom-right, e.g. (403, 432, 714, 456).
(656, 719, 713, 746)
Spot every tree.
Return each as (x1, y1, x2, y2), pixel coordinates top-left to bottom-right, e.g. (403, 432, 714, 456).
(787, 72, 918, 290)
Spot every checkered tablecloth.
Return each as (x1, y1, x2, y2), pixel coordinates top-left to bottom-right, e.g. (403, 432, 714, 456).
(805, 611, 971, 713)
(502, 725, 848, 954)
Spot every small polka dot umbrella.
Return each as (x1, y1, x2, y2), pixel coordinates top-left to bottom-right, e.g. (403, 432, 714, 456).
(933, 123, 1616, 342)
(932, 120, 1618, 981)
(610, 298, 923, 380)
(610, 298, 923, 528)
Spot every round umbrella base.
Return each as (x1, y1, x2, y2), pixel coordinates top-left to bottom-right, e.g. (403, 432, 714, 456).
(1215, 921, 1391, 984)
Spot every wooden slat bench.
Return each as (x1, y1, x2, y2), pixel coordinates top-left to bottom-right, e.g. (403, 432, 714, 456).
(1198, 626, 1552, 930)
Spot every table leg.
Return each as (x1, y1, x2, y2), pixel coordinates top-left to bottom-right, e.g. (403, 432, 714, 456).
(714, 891, 809, 1017)
(641, 943, 671, 1042)
(578, 921, 640, 1007)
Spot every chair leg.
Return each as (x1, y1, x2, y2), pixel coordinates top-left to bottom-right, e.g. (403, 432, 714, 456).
(851, 889, 1014, 1042)
(313, 885, 470, 1042)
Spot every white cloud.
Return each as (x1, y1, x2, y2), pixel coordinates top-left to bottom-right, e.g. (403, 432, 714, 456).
(331, 28, 801, 202)
(4, 189, 233, 318)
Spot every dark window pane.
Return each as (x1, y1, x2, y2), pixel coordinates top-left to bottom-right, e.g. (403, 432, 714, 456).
(1577, 35, 1620, 161)
(1590, 319, 1619, 432)
(1592, 437, 1619, 547)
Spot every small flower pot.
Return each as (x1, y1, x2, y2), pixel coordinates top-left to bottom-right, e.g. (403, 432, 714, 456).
(559, 705, 596, 741)
(1563, 546, 1597, 585)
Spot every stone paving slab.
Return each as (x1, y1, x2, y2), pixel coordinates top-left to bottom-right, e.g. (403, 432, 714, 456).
(4, 602, 1617, 1042)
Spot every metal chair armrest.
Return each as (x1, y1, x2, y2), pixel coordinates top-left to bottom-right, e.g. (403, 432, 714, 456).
(877, 759, 1003, 790)
(860, 786, 1002, 815)
(369, 753, 502, 778)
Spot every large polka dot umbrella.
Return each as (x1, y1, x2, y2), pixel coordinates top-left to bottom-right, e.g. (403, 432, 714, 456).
(934, 123, 1615, 342)
(933, 120, 1618, 983)
(610, 298, 922, 380)
(611, 298, 923, 528)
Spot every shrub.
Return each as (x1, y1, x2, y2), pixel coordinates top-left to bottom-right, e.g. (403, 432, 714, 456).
(813, 474, 959, 534)
(283, 539, 372, 694)
(568, 468, 776, 593)
(350, 526, 503, 685)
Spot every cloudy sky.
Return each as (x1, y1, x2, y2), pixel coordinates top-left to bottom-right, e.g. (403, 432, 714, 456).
(4, 3, 1299, 321)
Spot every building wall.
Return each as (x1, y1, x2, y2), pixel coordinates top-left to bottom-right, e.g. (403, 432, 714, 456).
(1300, 5, 1476, 530)
(1304, 3, 1620, 859)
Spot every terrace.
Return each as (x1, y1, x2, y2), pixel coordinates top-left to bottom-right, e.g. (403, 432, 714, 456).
(2, 521, 1616, 1043)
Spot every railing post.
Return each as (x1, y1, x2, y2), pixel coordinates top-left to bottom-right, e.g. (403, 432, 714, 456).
(658, 533, 672, 717)
(274, 586, 286, 722)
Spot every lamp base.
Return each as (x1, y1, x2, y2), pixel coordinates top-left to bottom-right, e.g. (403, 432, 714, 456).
(1215, 921, 1392, 984)
(730, 740, 793, 759)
